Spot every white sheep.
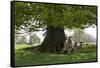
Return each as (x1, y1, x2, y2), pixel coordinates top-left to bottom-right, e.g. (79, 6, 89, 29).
(62, 37, 74, 54)
(61, 37, 83, 54)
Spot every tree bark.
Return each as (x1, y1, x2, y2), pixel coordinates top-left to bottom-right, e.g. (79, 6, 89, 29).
(37, 25, 66, 53)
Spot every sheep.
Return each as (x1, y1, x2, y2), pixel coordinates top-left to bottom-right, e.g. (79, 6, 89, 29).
(61, 37, 83, 54)
(72, 41, 83, 53)
(61, 37, 74, 54)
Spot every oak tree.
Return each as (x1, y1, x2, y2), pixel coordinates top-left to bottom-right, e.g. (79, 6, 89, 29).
(12, 2, 97, 53)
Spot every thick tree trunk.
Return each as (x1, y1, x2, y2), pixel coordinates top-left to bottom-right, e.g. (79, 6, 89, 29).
(37, 25, 66, 53)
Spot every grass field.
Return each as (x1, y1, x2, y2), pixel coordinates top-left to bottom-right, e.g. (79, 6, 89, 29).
(15, 44, 97, 67)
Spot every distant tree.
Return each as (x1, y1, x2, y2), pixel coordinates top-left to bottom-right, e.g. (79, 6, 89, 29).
(18, 36, 27, 44)
(72, 29, 88, 43)
(28, 33, 40, 45)
(15, 30, 21, 44)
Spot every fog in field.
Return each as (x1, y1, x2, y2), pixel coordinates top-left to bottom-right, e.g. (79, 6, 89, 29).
(15, 26, 96, 46)
(28, 26, 96, 43)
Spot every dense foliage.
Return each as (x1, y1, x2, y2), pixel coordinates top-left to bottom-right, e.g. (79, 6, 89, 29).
(13, 2, 97, 32)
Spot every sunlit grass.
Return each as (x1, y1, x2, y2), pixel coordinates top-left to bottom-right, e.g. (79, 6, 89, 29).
(15, 44, 97, 67)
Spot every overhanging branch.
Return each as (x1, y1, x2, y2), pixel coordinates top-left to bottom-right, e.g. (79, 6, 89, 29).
(15, 27, 47, 34)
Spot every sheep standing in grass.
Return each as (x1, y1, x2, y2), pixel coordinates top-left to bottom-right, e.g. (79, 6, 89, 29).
(61, 37, 83, 54)
(72, 41, 83, 53)
(61, 37, 74, 54)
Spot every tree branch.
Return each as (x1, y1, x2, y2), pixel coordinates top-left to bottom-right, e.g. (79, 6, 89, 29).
(15, 28, 47, 34)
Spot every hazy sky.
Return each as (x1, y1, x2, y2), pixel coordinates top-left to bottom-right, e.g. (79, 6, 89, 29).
(84, 27, 96, 38)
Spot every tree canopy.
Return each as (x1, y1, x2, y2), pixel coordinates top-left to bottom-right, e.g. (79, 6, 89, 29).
(13, 2, 97, 32)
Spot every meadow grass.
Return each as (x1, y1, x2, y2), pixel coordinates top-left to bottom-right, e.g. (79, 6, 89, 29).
(15, 44, 97, 67)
